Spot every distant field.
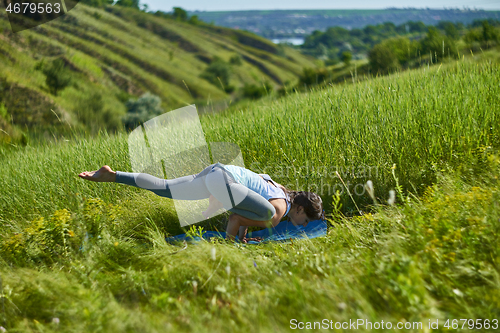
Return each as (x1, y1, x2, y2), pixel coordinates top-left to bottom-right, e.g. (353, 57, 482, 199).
(192, 9, 402, 19)
(0, 55, 499, 332)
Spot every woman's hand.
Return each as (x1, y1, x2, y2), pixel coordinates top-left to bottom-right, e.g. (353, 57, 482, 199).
(242, 236, 263, 243)
(226, 198, 287, 241)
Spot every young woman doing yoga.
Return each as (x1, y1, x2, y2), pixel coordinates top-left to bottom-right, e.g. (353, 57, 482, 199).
(78, 163, 324, 241)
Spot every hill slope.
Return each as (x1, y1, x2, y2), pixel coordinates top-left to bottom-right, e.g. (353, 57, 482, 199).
(0, 4, 316, 137)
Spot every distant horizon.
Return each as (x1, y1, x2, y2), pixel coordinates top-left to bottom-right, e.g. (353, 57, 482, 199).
(142, 1, 500, 12)
(182, 7, 500, 13)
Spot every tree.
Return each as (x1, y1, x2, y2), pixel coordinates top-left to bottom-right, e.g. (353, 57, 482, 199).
(172, 7, 188, 21)
(482, 20, 498, 43)
(381, 37, 417, 65)
(115, 0, 140, 9)
(421, 27, 457, 60)
(42, 58, 72, 96)
(368, 43, 399, 74)
(188, 15, 200, 25)
(341, 51, 352, 66)
(407, 21, 427, 33)
(438, 21, 459, 40)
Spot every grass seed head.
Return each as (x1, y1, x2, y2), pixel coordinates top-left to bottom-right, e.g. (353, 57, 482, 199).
(388, 190, 396, 205)
(211, 247, 216, 261)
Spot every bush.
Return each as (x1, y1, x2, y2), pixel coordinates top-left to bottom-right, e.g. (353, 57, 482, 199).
(188, 15, 200, 25)
(299, 67, 330, 86)
(200, 59, 231, 90)
(42, 58, 72, 96)
(341, 51, 352, 66)
(0, 199, 123, 266)
(379, 37, 420, 66)
(464, 28, 483, 44)
(123, 92, 164, 129)
(241, 81, 273, 99)
(75, 92, 122, 132)
(229, 54, 242, 66)
(420, 27, 457, 61)
(1, 209, 75, 264)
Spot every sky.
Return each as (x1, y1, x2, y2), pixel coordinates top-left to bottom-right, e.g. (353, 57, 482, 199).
(142, 0, 500, 12)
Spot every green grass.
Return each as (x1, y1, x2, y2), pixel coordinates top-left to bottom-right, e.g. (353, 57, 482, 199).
(0, 56, 499, 331)
(202, 57, 499, 211)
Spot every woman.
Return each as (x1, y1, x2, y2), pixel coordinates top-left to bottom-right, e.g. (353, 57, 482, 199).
(78, 163, 323, 241)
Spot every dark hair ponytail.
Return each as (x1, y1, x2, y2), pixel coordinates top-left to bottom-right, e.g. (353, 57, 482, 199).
(285, 189, 324, 220)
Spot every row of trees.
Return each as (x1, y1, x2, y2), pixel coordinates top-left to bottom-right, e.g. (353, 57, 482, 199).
(293, 18, 499, 91)
(369, 19, 500, 73)
(301, 19, 499, 65)
(302, 21, 432, 64)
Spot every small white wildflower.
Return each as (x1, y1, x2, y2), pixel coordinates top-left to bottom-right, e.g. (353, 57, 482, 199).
(52, 318, 60, 325)
(365, 180, 375, 201)
(453, 289, 463, 297)
(337, 302, 347, 311)
(211, 247, 216, 261)
(0, 326, 6, 332)
(225, 264, 231, 276)
(388, 190, 396, 206)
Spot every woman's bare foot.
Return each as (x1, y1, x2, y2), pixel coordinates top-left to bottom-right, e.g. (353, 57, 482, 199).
(78, 165, 116, 182)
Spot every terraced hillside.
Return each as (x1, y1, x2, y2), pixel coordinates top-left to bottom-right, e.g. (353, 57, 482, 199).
(0, 4, 316, 138)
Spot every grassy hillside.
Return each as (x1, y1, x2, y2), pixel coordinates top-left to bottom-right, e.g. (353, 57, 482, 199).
(1, 53, 498, 224)
(0, 53, 499, 331)
(0, 3, 316, 142)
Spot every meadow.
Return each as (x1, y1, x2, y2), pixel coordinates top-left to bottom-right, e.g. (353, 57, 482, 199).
(0, 54, 499, 332)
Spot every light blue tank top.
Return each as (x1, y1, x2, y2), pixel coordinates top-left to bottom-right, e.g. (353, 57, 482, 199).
(222, 164, 291, 217)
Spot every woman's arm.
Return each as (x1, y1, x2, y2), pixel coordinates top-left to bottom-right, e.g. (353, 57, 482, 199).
(226, 198, 287, 240)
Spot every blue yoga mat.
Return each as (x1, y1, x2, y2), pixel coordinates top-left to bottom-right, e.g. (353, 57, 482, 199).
(166, 219, 328, 244)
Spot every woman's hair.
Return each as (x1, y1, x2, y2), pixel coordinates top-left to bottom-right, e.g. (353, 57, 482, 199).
(286, 190, 324, 220)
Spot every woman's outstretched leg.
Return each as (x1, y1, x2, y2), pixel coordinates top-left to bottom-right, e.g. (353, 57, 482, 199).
(79, 165, 212, 200)
(79, 165, 276, 236)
